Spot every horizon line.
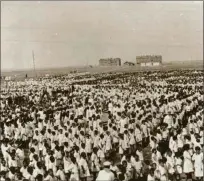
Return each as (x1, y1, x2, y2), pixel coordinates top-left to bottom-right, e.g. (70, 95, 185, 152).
(2, 59, 203, 72)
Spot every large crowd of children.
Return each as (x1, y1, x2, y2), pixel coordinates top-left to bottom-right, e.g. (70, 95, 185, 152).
(0, 70, 203, 181)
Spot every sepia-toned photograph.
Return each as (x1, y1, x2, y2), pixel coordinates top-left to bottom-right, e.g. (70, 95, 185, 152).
(1, 1, 203, 181)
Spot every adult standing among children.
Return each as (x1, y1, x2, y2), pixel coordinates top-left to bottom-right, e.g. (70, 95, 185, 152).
(96, 161, 115, 181)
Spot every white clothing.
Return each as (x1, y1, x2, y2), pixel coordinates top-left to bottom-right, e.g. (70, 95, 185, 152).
(147, 175, 155, 181)
(56, 169, 66, 181)
(163, 115, 173, 128)
(91, 153, 100, 172)
(183, 151, 194, 173)
(192, 153, 203, 177)
(67, 163, 79, 181)
(96, 169, 115, 181)
(33, 168, 44, 178)
(79, 158, 90, 178)
(158, 165, 167, 181)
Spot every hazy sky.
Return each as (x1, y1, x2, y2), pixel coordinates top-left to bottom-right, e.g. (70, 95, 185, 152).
(1, 1, 203, 70)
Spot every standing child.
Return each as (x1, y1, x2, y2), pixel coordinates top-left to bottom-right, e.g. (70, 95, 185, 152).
(91, 147, 100, 181)
(79, 152, 90, 181)
(192, 146, 203, 181)
(174, 152, 183, 181)
(129, 129, 136, 154)
(183, 144, 194, 180)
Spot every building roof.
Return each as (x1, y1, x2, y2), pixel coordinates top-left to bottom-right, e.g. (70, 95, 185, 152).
(99, 58, 121, 62)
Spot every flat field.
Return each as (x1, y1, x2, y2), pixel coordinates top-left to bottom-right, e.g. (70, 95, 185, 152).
(1, 60, 203, 81)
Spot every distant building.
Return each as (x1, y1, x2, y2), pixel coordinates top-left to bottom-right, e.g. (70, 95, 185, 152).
(124, 61, 135, 66)
(99, 58, 121, 66)
(136, 55, 162, 66)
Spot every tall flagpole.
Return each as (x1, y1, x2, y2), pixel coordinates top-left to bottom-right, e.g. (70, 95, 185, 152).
(32, 50, 37, 78)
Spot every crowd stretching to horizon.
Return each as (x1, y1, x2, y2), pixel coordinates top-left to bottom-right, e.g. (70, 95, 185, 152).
(0, 70, 203, 181)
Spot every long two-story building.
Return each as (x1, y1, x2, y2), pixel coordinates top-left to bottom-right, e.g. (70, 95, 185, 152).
(136, 55, 162, 66)
(99, 58, 121, 66)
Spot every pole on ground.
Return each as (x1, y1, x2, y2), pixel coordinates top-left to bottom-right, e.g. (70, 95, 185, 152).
(32, 50, 37, 78)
